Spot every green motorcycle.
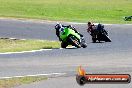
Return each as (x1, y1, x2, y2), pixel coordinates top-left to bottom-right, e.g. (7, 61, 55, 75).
(59, 27, 87, 48)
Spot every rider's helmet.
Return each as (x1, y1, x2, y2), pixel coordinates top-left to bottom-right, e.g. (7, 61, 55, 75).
(97, 23, 104, 30)
(87, 22, 92, 27)
(88, 22, 94, 27)
(88, 22, 91, 25)
(55, 23, 62, 30)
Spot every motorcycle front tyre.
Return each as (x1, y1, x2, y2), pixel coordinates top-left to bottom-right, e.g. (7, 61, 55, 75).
(68, 36, 81, 48)
(61, 42, 68, 48)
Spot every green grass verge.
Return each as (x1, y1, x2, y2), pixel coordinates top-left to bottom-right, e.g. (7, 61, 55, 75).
(0, 39, 60, 53)
(0, 0, 132, 23)
(0, 76, 47, 88)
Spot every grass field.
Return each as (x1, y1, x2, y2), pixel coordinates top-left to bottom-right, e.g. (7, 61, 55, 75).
(0, 39, 60, 53)
(0, 76, 47, 88)
(0, 0, 132, 23)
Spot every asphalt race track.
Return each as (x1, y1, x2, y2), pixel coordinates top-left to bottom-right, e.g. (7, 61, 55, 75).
(0, 19, 132, 88)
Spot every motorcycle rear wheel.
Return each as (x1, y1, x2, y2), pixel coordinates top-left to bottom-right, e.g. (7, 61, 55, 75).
(92, 38, 96, 43)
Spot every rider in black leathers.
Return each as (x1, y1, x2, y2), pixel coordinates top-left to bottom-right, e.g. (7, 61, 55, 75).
(96, 23, 108, 36)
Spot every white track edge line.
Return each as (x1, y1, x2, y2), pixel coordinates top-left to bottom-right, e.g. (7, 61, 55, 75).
(0, 73, 66, 79)
(0, 49, 52, 55)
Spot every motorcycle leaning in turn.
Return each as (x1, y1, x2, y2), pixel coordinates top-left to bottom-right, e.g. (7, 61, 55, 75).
(58, 25, 87, 48)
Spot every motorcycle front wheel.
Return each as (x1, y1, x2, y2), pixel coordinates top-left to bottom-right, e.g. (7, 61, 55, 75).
(68, 36, 81, 48)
